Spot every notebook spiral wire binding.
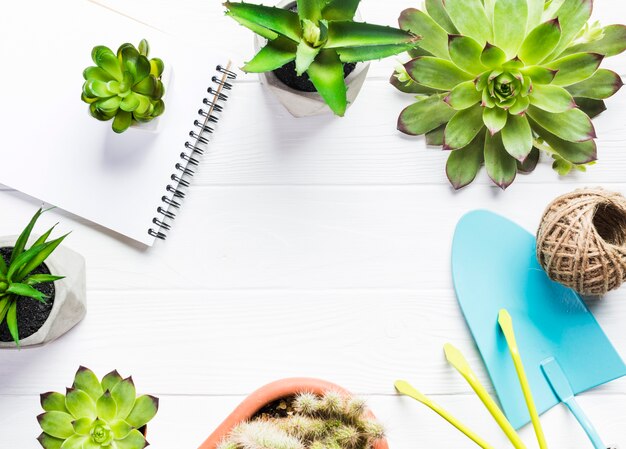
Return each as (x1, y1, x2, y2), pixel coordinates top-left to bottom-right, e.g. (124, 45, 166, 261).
(148, 63, 236, 240)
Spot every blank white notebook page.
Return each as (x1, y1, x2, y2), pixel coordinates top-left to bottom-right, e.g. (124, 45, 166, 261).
(0, 0, 228, 245)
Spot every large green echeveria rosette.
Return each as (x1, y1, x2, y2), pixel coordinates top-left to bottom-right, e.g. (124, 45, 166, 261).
(37, 367, 158, 449)
(391, 0, 626, 189)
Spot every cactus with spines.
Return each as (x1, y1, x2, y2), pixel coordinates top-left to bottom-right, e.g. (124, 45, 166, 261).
(218, 392, 384, 449)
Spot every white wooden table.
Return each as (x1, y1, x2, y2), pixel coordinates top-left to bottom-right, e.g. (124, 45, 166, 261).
(1, 1, 625, 448)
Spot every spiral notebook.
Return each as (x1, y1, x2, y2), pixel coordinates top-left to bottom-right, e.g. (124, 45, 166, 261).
(0, 0, 237, 246)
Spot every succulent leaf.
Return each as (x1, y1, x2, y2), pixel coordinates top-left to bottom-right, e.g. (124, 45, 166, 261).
(530, 119, 597, 163)
(125, 395, 159, 428)
(6, 283, 47, 302)
(399, 8, 449, 59)
(111, 377, 137, 420)
(405, 57, 473, 90)
(109, 419, 133, 440)
(446, 132, 485, 189)
(306, 50, 347, 116)
(493, 0, 527, 57)
(443, 0, 492, 45)
(38, 412, 75, 439)
(566, 69, 624, 99)
(397, 94, 455, 135)
(11, 208, 43, 263)
(563, 24, 626, 57)
(92, 46, 123, 80)
(483, 106, 508, 135)
(42, 392, 69, 413)
(224, 2, 301, 42)
(96, 391, 117, 422)
(242, 38, 297, 73)
(101, 371, 123, 395)
(321, 0, 359, 21)
(480, 43, 507, 68)
(448, 35, 486, 75)
(547, 52, 603, 86)
(326, 21, 418, 48)
(6, 300, 18, 344)
(444, 104, 485, 149)
(484, 132, 517, 188)
(519, 19, 562, 65)
(529, 83, 576, 112)
(72, 417, 94, 436)
(38, 432, 64, 449)
(296, 41, 321, 75)
(296, 0, 321, 22)
(445, 80, 483, 110)
(425, 0, 458, 34)
(59, 434, 86, 449)
(501, 114, 533, 161)
(574, 97, 606, 118)
(527, 105, 595, 142)
(545, 0, 593, 59)
(15, 234, 68, 283)
(337, 43, 421, 63)
(73, 367, 104, 403)
(66, 389, 97, 420)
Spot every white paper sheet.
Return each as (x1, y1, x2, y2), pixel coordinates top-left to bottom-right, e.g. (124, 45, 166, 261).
(0, 0, 230, 245)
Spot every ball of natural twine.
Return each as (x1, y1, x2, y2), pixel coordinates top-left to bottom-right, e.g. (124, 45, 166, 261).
(537, 188, 626, 296)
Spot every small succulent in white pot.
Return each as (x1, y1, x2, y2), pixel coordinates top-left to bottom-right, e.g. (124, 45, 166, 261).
(0, 208, 86, 348)
(225, 0, 420, 117)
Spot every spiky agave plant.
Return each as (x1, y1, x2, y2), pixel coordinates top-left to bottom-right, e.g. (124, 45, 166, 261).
(38, 367, 159, 449)
(0, 208, 67, 346)
(82, 39, 165, 133)
(218, 391, 384, 449)
(224, 0, 420, 116)
(391, 0, 626, 189)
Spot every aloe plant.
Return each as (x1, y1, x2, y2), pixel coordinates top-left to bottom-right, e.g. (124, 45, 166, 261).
(0, 208, 67, 346)
(82, 39, 165, 133)
(38, 367, 159, 449)
(219, 391, 384, 449)
(391, 0, 626, 189)
(224, 0, 420, 116)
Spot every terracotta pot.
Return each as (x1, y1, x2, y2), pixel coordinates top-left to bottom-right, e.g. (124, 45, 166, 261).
(198, 378, 389, 449)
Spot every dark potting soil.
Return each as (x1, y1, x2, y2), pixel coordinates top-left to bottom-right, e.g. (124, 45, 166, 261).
(0, 246, 55, 342)
(271, 3, 357, 92)
(253, 395, 297, 420)
(274, 61, 358, 93)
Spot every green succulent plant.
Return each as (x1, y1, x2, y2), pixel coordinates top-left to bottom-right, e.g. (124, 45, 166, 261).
(0, 208, 67, 346)
(82, 39, 165, 133)
(391, 0, 626, 189)
(224, 0, 420, 116)
(218, 391, 384, 449)
(38, 366, 159, 449)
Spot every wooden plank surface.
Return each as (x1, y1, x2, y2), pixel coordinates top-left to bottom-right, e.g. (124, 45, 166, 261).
(1, 0, 625, 448)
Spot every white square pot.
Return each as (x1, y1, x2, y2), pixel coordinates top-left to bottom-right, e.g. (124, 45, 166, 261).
(0, 236, 86, 348)
(253, 0, 370, 118)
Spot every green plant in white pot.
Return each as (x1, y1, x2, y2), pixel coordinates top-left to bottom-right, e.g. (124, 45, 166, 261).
(0, 208, 86, 348)
(225, 0, 420, 117)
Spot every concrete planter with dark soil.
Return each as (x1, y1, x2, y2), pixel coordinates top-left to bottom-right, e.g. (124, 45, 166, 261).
(0, 236, 86, 348)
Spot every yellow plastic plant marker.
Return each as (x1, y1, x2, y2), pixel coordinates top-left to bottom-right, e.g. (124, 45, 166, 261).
(394, 380, 495, 449)
(443, 343, 527, 449)
(498, 310, 548, 449)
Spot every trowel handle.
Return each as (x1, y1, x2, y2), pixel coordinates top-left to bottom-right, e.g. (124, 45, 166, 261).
(564, 399, 605, 449)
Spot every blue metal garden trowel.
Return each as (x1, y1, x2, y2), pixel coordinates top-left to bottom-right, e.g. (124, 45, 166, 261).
(451, 210, 626, 436)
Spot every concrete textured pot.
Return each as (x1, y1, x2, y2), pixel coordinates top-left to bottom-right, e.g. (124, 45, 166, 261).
(254, 0, 370, 118)
(197, 378, 389, 449)
(0, 236, 86, 348)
